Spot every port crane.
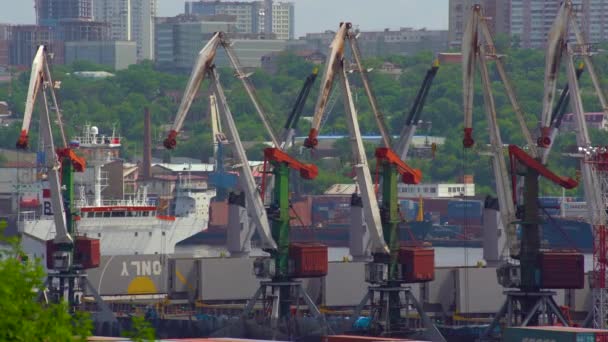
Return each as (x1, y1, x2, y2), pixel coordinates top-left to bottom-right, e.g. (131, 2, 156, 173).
(460, 5, 584, 338)
(461, 4, 518, 262)
(163, 32, 327, 333)
(17, 45, 114, 323)
(534, 1, 608, 329)
(480, 145, 580, 340)
(304, 23, 444, 341)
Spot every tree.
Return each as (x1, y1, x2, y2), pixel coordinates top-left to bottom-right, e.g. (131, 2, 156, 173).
(122, 315, 155, 342)
(0, 230, 92, 341)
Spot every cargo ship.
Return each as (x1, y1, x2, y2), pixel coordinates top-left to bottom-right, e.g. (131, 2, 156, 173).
(18, 125, 214, 260)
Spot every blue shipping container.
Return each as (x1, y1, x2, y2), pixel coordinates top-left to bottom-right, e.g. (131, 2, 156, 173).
(447, 200, 482, 219)
(399, 200, 419, 220)
(504, 326, 601, 342)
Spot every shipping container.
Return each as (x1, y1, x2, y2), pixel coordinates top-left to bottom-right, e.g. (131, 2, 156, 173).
(289, 243, 328, 277)
(399, 200, 420, 221)
(74, 236, 100, 268)
(399, 247, 434, 282)
(45, 239, 55, 269)
(208, 201, 229, 227)
(46, 237, 100, 270)
(440, 217, 483, 227)
(312, 195, 352, 227)
(539, 252, 584, 289)
(504, 326, 607, 342)
(538, 197, 561, 209)
(447, 200, 483, 219)
(290, 197, 312, 227)
(321, 335, 414, 342)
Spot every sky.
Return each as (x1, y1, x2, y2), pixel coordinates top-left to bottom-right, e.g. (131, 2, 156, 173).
(0, 0, 449, 37)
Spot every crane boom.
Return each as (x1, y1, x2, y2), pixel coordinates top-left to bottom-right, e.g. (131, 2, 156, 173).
(347, 33, 392, 148)
(541, 63, 584, 164)
(565, 56, 605, 226)
(209, 69, 277, 250)
(539, 3, 568, 147)
(164, 33, 222, 149)
(461, 6, 478, 148)
(18, 46, 73, 247)
(395, 60, 439, 160)
(280, 68, 318, 149)
(338, 58, 389, 254)
(478, 43, 518, 257)
(164, 33, 278, 251)
(304, 22, 350, 149)
(222, 41, 279, 147)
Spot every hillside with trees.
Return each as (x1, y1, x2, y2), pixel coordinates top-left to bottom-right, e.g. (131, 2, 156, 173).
(1, 43, 608, 197)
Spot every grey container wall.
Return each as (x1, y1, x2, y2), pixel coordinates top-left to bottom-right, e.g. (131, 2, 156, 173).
(87, 255, 169, 296)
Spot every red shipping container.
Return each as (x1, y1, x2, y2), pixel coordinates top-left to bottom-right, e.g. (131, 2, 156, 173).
(45, 239, 56, 269)
(322, 335, 413, 342)
(539, 252, 584, 289)
(74, 236, 101, 269)
(209, 201, 229, 227)
(399, 247, 435, 282)
(289, 243, 328, 277)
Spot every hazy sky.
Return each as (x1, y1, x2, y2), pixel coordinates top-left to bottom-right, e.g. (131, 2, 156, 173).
(0, 0, 449, 37)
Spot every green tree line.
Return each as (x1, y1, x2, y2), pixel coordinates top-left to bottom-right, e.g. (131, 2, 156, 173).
(2, 44, 608, 196)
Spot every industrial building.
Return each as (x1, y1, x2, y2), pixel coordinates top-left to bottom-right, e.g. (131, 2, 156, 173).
(64, 40, 136, 70)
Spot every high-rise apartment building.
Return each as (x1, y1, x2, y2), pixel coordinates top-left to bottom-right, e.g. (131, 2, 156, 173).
(155, 14, 237, 69)
(10, 25, 64, 66)
(510, 0, 562, 48)
(93, 0, 131, 41)
(93, 0, 156, 61)
(185, 1, 294, 39)
(186, 1, 258, 34)
(448, 0, 510, 47)
(271, 2, 294, 40)
(579, 0, 608, 44)
(511, 0, 608, 48)
(36, 0, 92, 26)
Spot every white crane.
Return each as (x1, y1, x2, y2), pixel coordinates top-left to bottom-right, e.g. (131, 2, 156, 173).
(536, 1, 608, 328)
(304, 22, 388, 256)
(461, 5, 518, 260)
(163, 32, 277, 251)
(18, 46, 74, 267)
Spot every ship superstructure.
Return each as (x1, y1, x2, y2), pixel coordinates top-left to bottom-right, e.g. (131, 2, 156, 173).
(18, 124, 214, 258)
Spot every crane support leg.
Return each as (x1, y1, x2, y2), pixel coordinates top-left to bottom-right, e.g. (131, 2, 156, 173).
(480, 291, 568, 341)
(350, 286, 445, 342)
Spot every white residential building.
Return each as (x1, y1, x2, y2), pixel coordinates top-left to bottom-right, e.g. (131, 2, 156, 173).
(398, 183, 475, 198)
(93, 0, 131, 41)
(271, 2, 294, 40)
(93, 0, 156, 61)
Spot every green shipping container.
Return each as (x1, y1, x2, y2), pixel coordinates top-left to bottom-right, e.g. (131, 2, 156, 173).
(503, 327, 599, 342)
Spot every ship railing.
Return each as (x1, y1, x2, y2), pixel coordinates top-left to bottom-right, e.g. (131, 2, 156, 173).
(76, 198, 156, 208)
(18, 211, 38, 222)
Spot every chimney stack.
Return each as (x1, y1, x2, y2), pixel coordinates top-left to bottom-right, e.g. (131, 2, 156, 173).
(142, 107, 152, 180)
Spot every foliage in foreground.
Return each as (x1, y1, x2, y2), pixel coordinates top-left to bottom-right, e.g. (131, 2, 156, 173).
(0, 229, 92, 341)
(0, 223, 158, 341)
